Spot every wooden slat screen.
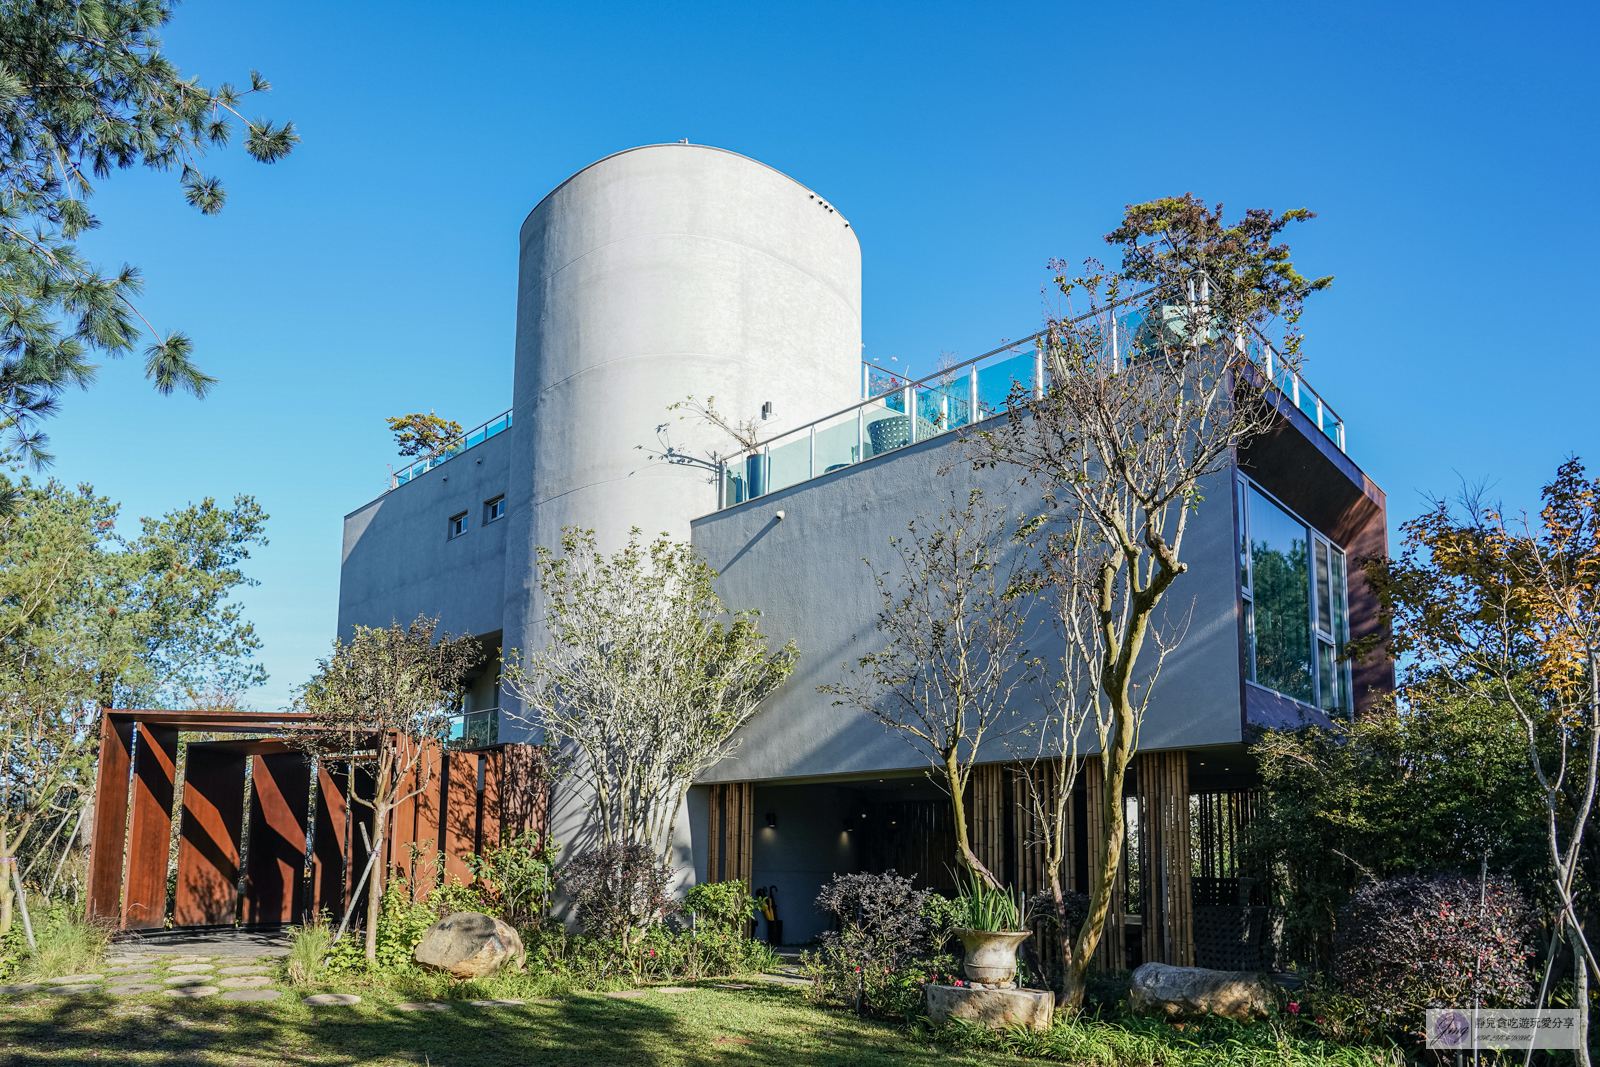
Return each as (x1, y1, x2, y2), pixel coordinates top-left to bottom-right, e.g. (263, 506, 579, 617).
(707, 782, 754, 888)
(1137, 751, 1194, 967)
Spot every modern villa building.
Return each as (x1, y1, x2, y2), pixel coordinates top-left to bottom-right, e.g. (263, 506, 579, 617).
(336, 143, 1392, 969)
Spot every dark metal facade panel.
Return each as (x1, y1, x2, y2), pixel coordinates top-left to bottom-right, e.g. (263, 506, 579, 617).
(479, 749, 501, 853)
(243, 751, 311, 924)
(123, 724, 179, 929)
(174, 743, 247, 926)
(85, 712, 134, 922)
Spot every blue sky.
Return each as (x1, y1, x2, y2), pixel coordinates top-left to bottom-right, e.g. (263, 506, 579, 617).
(51, 1, 1599, 710)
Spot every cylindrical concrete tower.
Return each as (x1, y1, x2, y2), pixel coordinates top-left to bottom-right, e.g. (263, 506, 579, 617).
(500, 143, 861, 697)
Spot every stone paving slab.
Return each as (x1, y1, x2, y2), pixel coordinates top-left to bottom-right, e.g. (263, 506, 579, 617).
(108, 972, 159, 983)
(108, 984, 163, 996)
(164, 956, 214, 964)
(217, 965, 270, 975)
(166, 963, 215, 972)
(44, 984, 100, 995)
(654, 987, 693, 994)
(222, 989, 280, 1002)
(396, 1002, 452, 1011)
(165, 986, 219, 999)
(303, 993, 361, 1006)
(163, 976, 210, 986)
(43, 975, 104, 984)
(602, 991, 645, 999)
(218, 977, 272, 989)
(469, 999, 524, 1007)
(0, 985, 44, 995)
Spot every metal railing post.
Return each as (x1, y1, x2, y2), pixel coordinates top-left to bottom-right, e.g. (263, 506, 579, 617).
(857, 406, 864, 462)
(1315, 397, 1324, 431)
(1033, 341, 1045, 399)
(809, 424, 816, 479)
(904, 385, 916, 444)
(969, 365, 979, 425)
(718, 460, 725, 510)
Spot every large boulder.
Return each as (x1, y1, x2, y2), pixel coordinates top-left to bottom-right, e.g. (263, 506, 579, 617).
(1128, 962, 1277, 1020)
(413, 912, 525, 979)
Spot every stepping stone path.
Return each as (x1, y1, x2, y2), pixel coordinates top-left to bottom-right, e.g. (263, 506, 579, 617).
(43, 975, 104, 984)
(164, 976, 211, 986)
(164, 956, 212, 964)
(654, 987, 693, 994)
(222, 989, 280, 1002)
(109, 972, 159, 983)
(167, 964, 215, 973)
(218, 965, 269, 975)
(603, 991, 645, 999)
(165, 986, 219, 999)
(108, 984, 163, 996)
(396, 1002, 452, 1011)
(44, 984, 100, 995)
(303, 993, 361, 1006)
(713, 983, 753, 990)
(0, 985, 44, 995)
(470, 999, 524, 1007)
(218, 977, 272, 989)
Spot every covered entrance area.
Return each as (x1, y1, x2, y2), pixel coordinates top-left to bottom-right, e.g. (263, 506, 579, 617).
(701, 746, 1267, 973)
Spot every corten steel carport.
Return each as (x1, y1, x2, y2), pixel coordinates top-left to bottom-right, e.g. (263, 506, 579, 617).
(85, 710, 548, 931)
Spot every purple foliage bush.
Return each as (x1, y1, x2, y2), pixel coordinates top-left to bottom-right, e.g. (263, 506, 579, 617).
(561, 843, 677, 943)
(1333, 873, 1537, 1023)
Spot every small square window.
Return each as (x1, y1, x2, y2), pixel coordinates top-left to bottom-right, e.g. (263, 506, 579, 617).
(484, 496, 505, 524)
(447, 512, 468, 539)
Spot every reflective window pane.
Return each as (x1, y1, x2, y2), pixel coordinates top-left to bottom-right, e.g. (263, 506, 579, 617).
(767, 435, 811, 493)
(1315, 539, 1333, 635)
(1317, 640, 1338, 712)
(1248, 486, 1312, 704)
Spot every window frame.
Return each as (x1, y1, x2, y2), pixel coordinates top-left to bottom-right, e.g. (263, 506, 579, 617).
(483, 495, 505, 525)
(1237, 473, 1351, 716)
(447, 511, 468, 540)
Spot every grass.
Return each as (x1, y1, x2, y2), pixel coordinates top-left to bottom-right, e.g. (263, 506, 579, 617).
(0, 964, 1411, 1067)
(14, 906, 111, 982)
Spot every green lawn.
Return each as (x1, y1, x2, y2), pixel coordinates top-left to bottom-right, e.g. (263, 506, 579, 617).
(0, 980, 1008, 1067)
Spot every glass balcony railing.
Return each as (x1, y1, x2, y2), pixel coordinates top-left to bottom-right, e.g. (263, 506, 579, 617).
(719, 296, 1346, 510)
(390, 409, 514, 490)
(447, 708, 499, 749)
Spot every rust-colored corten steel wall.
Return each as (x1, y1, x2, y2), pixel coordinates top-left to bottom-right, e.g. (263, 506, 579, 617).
(85, 715, 134, 921)
(174, 743, 247, 925)
(123, 723, 179, 929)
(88, 708, 548, 930)
(243, 747, 312, 924)
(311, 760, 350, 917)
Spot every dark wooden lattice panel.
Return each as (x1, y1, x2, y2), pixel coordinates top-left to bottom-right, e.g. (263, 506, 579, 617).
(1192, 904, 1269, 971)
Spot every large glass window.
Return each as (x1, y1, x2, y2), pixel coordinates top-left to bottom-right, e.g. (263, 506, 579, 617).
(1239, 478, 1350, 714)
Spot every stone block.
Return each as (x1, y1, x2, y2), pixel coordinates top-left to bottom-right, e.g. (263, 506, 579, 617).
(1128, 962, 1277, 1020)
(926, 984, 1054, 1032)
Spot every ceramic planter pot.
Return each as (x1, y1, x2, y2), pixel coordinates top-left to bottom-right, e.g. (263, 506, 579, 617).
(954, 928, 1032, 985)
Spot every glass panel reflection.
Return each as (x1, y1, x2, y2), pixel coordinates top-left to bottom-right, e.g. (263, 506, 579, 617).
(1248, 486, 1312, 704)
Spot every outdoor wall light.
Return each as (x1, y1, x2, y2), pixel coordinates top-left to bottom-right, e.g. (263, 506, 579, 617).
(766, 812, 777, 829)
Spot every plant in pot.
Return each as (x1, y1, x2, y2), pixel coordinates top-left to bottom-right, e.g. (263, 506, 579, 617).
(953, 872, 1030, 989)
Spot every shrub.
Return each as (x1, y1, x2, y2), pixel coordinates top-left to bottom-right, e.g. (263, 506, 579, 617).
(803, 870, 960, 1018)
(1334, 873, 1536, 1027)
(560, 843, 676, 946)
(684, 879, 757, 933)
(330, 877, 438, 974)
(464, 829, 559, 926)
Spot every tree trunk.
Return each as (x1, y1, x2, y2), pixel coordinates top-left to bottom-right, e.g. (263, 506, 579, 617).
(1573, 922, 1592, 1067)
(0, 825, 12, 936)
(366, 756, 392, 964)
(946, 749, 1000, 889)
(1061, 703, 1136, 1010)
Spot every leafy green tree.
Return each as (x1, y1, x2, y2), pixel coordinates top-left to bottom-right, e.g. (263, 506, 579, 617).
(386, 412, 464, 460)
(969, 195, 1330, 1009)
(0, 0, 297, 462)
(288, 617, 480, 964)
(1249, 686, 1545, 974)
(504, 527, 797, 862)
(0, 479, 268, 930)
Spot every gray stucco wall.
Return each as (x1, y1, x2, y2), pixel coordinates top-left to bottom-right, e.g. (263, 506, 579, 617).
(500, 143, 864, 730)
(688, 427, 1246, 783)
(338, 430, 511, 642)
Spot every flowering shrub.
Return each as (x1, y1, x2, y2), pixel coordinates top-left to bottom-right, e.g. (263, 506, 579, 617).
(561, 843, 677, 945)
(1333, 873, 1536, 1027)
